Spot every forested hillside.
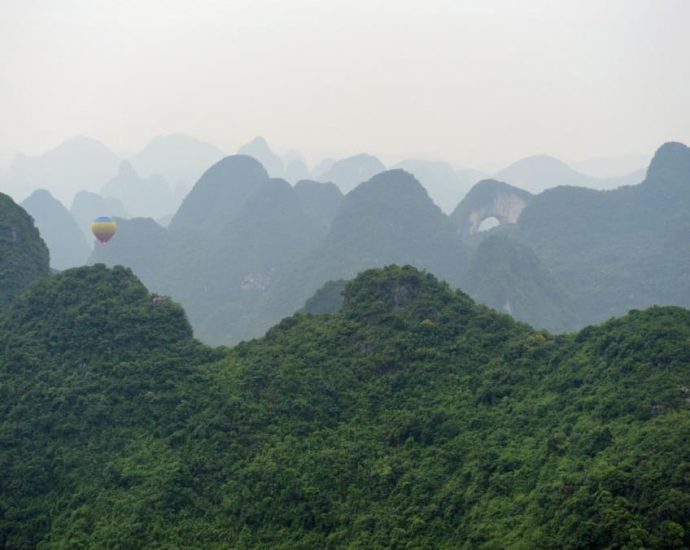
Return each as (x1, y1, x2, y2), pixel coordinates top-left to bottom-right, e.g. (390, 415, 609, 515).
(0, 192, 50, 312)
(454, 141, 690, 332)
(1, 264, 689, 548)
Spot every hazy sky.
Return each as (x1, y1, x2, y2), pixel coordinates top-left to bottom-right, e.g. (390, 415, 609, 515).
(1, 0, 689, 170)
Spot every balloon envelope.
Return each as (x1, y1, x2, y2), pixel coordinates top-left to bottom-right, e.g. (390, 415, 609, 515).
(91, 216, 117, 245)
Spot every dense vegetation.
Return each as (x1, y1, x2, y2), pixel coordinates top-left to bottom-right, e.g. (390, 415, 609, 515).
(1, 263, 689, 548)
(462, 234, 576, 332)
(0, 192, 50, 312)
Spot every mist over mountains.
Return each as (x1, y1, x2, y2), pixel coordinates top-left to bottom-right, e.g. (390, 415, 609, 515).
(1, 136, 690, 546)
(0, 133, 649, 217)
(0, 132, 685, 346)
(3, 0, 689, 544)
(66, 139, 687, 346)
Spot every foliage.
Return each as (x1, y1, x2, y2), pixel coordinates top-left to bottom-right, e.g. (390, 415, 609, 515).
(1, 264, 690, 548)
(301, 279, 346, 314)
(0, 193, 50, 312)
(462, 234, 576, 332)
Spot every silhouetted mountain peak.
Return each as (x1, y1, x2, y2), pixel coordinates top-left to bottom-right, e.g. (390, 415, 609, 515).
(193, 154, 268, 191)
(646, 142, 690, 183)
(21, 189, 89, 270)
(342, 265, 472, 321)
(22, 188, 53, 202)
(54, 135, 114, 154)
(237, 136, 284, 177)
(117, 159, 137, 178)
(1, 136, 120, 203)
(170, 155, 269, 233)
(450, 179, 532, 236)
(495, 154, 595, 193)
(319, 153, 387, 193)
(1, 264, 194, 360)
(244, 136, 270, 151)
(348, 168, 429, 201)
(0, 193, 50, 309)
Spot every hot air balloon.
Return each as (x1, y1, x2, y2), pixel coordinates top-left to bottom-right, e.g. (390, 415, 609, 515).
(91, 216, 117, 246)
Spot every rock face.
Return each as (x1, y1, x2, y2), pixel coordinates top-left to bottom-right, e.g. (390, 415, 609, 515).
(451, 179, 532, 236)
(21, 189, 89, 270)
(318, 153, 386, 193)
(0, 193, 50, 311)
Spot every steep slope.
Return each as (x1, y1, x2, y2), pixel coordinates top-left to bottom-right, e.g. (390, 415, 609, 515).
(237, 136, 284, 178)
(101, 161, 177, 219)
(0, 136, 120, 203)
(293, 179, 343, 230)
(94, 156, 331, 344)
(169, 155, 268, 237)
(181, 178, 325, 344)
(0, 193, 50, 311)
(284, 158, 310, 183)
(129, 133, 224, 189)
(21, 189, 90, 270)
(450, 179, 533, 236)
(461, 234, 576, 332)
(393, 159, 483, 213)
(1, 265, 690, 548)
(318, 153, 386, 193)
(301, 279, 347, 314)
(510, 142, 690, 327)
(89, 217, 168, 291)
(259, 169, 468, 331)
(0, 265, 219, 548)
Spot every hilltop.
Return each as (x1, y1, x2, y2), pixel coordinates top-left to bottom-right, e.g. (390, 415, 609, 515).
(0, 192, 50, 311)
(1, 264, 689, 547)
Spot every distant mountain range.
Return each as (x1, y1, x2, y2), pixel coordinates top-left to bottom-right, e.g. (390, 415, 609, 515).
(494, 154, 646, 194)
(0, 133, 654, 217)
(453, 142, 690, 331)
(0, 136, 120, 204)
(102, 161, 178, 219)
(129, 133, 225, 192)
(573, 153, 650, 179)
(83, 141, 690, 344)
